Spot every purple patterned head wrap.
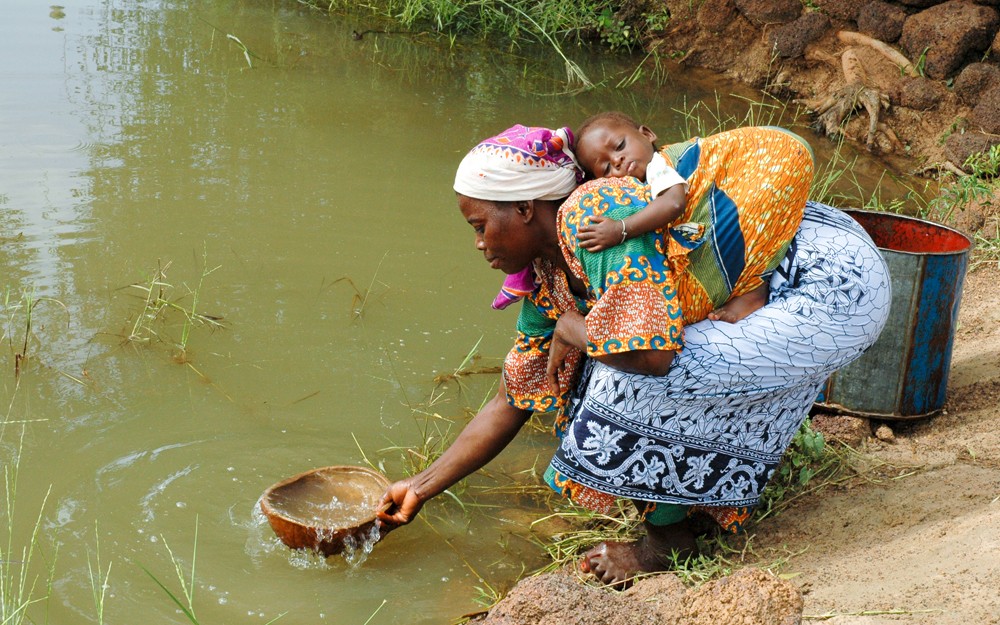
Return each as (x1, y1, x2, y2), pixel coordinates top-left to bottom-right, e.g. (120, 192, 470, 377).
(454, 125, 583, 202)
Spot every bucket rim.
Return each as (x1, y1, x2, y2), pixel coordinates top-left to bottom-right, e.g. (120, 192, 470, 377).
(842, 208, 974, 256)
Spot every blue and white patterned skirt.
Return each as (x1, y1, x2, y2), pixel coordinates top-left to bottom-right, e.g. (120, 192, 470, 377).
(548, 201, 892, 507)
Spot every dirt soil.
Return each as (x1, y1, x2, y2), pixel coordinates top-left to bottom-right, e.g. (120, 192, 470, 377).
(653, 4, 1000, 619)
(749, 262, 1000, 624)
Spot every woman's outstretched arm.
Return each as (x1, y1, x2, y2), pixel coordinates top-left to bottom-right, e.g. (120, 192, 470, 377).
(377, 386, 532, 529)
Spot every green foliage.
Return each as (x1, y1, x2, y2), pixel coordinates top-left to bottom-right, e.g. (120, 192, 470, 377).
(930, 143, 999, 223)
(914, 46, 930, 77)
(0, 429, 55, 625)
(123, 253, 225, 354)
(756, 418, 841, 521)
(304, 0, 669, 52)
(970, 216, 1000, 271)
(596, 7, 635, 50)
(1, 287, 69, 381)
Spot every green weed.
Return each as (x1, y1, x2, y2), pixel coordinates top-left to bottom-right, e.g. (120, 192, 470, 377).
(87, 524, 112, 625)
(142, 519, 285, 625)
(929, 143, 999, 223)
(970, 215, 1000, 271)
(0, 429, 56, 625)
(330, 251, 389, 321)
(122, 254, 225, 354)
(1, 287, 69, 380)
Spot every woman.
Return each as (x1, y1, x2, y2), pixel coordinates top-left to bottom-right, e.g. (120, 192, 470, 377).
(378, 124, 891, 588)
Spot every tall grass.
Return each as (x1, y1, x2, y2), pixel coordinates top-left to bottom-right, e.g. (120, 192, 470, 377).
(122, 254, 225, 356)
(1, 287, 69, 381)
(0, 429, 55, 625)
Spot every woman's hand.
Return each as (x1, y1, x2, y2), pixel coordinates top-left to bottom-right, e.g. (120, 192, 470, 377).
(578, 216, 625, 253)
(377, 478, 425, 531)
(547, 310, 587, 393)
(373, 391, 532, 536)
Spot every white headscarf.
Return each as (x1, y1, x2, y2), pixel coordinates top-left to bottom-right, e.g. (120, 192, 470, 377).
(454, 125, 583, 202)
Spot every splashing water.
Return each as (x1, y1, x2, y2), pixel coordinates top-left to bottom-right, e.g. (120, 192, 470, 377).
(247, 499, 382, 570)
(340, 522, 381, 568)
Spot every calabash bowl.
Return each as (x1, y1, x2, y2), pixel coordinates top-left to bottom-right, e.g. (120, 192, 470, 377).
(260, 465, 389, 557)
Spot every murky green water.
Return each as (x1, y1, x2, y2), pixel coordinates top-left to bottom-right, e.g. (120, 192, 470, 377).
(0, 1, 903, 623)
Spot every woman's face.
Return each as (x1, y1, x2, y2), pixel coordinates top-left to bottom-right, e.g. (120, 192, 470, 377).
(458, 194, 537, 275)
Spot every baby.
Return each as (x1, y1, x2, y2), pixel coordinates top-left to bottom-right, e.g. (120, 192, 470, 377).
(493, 112, 814, 325)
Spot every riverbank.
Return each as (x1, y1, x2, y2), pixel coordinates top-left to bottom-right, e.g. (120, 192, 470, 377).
(463, 2, 1000, 622)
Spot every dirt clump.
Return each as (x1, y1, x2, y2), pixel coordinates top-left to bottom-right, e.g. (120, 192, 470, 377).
(474, 567, 802, 625)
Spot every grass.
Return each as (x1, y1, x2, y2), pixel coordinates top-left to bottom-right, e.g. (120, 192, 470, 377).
(970, 215, 1000, 271)
(329, 251, 390, 321)
(122, 254, 225, 356)
(87, 524, 112, 625)
(142, 519, 286, 625)
(0, 428, 55, 625)
(1, 287, 70, 381)
(298, 0, 672, 89)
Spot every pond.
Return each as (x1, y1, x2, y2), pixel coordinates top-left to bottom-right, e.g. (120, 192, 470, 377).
(0, 1, 901, 623)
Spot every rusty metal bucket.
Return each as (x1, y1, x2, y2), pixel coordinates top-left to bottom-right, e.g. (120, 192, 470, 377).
(816, 210, 973, 420)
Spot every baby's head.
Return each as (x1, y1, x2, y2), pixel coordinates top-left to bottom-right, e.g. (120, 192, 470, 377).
(575, 111, 658, 181)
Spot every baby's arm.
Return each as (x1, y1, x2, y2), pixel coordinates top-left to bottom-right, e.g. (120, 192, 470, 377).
(578, 184, 687, 252)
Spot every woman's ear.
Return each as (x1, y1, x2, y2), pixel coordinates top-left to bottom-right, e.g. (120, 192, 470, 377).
(514, 200, 535, 223)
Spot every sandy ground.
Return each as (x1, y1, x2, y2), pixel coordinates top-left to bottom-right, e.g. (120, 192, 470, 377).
(749, 263, 1000, 624)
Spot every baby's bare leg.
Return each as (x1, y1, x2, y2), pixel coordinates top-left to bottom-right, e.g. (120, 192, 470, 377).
(708, 283, 768, 323)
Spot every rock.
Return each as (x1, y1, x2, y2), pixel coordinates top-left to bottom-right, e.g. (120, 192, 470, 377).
(816, 0, 867, 21)
(479, 573, 657, 625)
(969, 84, 1000, 133)
(954, 63, 1000, 106)
(697, 0, 738, 33)
(898, 0, 952, 7)
(680, 568, 804, 625)
(735, 0, 801, 25)
(770, 11, 831, 58)
(994, 28, 1000, 55)
(874, 424, 896, 442)
(625, 574, 687, 619)
(944, 130, 1000, 168)
(900, 1, 1000, 80)
(812, 413, 871, 446)
(898, 76, 946, 109)
(857, 1, 908, 42)
(479, 568, 804, 625)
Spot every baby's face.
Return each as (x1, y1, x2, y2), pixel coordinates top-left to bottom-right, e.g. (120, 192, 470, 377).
(576, 121, 658, 180)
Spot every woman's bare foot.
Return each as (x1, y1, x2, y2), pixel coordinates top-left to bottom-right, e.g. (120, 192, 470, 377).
(579, 521, 697, 588)
(708, 283, 768, 323)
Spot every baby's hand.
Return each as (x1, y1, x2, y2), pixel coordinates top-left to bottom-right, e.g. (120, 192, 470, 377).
(578, 215, 624, 252)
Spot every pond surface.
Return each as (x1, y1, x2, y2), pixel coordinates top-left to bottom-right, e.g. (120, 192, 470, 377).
(0, 1, 899, 623)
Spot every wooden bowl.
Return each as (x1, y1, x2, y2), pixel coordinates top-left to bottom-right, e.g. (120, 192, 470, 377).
(260, 465, 389, 557)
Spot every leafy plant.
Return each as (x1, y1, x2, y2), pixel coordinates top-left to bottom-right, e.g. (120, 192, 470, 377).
(755, 418, 853, 523)
(596, 8, 635, 51)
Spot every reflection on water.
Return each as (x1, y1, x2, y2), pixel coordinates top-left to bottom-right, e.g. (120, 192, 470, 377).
(0, 0, 912, 623)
